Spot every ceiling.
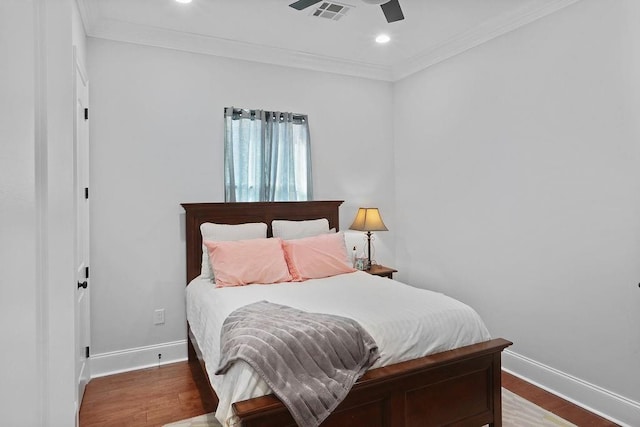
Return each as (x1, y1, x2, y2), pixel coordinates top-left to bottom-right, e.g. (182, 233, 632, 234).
(77, 0, 579, 81)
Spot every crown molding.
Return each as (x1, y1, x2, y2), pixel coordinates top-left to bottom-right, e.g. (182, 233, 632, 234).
(392, 0, 581, 81)
(77, 0, 580, 83)
(84, 15, 394, 81)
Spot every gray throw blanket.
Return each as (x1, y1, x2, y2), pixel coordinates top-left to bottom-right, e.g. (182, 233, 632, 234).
(215, 301, 379, 427)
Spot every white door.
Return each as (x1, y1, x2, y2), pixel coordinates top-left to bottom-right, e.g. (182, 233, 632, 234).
(74, 50, 90, 417)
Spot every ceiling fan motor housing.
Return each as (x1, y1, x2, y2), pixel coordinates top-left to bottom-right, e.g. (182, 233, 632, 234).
(289, 0, 403, 23)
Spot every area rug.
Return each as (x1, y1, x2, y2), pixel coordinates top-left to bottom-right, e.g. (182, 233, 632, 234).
(164, 388, 576, 427)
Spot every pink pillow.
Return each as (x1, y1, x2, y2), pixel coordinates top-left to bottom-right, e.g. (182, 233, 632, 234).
(281, 232, 356, 281)
(203, 238, 292, 288)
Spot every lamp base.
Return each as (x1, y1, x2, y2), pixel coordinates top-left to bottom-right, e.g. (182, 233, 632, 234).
(366, 231, 373, 269)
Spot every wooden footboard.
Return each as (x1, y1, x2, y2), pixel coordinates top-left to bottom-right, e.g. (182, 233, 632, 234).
(231, 338, 511, 427)
(188, 333, 511, 427)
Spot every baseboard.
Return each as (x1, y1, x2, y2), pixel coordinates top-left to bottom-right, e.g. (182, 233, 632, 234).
(90, 340, 188, 378)
(503, 349, 640, 427)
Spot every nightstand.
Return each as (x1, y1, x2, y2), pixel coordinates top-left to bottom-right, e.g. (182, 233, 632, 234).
(365, 264, 397, 279)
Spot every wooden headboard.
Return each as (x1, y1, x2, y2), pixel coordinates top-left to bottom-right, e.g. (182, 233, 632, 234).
(181, 201, 344, 283)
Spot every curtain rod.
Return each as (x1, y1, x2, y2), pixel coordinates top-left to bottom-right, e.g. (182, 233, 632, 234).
(224, 107, 307, 121)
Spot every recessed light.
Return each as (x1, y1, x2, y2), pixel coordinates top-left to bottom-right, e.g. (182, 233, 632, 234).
(375, 34, 390, 44)
(175, 0, 192, 3)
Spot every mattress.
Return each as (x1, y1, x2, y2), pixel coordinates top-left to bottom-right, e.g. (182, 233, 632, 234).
(186, 270, 491, 426)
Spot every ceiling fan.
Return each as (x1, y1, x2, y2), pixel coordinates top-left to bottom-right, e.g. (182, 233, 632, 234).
(289, 0, 405, 23)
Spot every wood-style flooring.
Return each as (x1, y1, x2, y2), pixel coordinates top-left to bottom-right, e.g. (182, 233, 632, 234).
(79, 361, 619, 427)
(502, 372, 619, 427)
(79, 362, 217, 427)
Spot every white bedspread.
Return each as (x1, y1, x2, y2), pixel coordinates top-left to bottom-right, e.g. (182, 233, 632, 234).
(186, 271, 491, 426)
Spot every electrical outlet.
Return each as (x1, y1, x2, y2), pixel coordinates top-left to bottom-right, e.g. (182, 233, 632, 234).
(154, 308, 165, 325)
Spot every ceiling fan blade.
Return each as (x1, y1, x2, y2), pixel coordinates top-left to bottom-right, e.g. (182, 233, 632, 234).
(289, 0, 323, 10)
(381, 0, 404, 23)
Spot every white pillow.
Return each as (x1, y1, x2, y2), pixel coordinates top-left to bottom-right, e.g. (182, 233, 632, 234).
(272, 218, 331, 240)
(200, 222, 268, 279)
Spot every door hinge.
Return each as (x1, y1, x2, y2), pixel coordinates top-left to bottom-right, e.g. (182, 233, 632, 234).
(85, 346, 90, 358)
(84, 108, 89, 121)
(84, 187, 89, 200)
(85, 266, 89, 279)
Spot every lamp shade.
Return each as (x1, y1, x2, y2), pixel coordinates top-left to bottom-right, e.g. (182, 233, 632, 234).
(349, 208, 388, 232)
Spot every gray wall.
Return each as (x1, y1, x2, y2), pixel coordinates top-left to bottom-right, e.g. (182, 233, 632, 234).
(1, 0, 82, 425)
(87, 38, 395, 367)
(0, 2, 39, 425)
(393, 0, 640, 422)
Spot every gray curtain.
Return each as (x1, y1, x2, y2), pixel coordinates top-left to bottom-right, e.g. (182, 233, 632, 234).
(224, 107, 313, 202)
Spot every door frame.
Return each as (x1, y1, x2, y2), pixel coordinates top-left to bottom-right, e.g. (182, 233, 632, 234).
(73, 46, 90, 421)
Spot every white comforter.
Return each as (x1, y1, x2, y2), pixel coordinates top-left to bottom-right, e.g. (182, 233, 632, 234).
(186, 271, 491, 426)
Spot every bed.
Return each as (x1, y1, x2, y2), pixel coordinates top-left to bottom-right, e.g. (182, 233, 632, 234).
(182, 200, 512, 427)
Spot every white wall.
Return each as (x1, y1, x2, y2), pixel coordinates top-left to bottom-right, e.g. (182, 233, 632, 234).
(394, 0, 640, 423)
(0, 2, 39, 425)
(1, 0, 82, 425)
(87, 38, 395, 369)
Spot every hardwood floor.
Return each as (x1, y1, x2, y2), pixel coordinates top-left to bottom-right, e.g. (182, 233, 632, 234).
(79, 362, 217, 427)
(502, 372, 619, 427)
(80, 361, 619, 427)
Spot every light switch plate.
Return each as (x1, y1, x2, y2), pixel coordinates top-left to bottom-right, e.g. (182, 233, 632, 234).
(154, 308, 165, 325)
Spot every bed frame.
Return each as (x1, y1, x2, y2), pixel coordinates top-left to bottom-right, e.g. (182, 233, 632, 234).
(182, 201, 512, 427)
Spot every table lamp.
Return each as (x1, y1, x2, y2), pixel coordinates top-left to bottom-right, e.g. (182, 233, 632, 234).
(349, 207, 388, 269)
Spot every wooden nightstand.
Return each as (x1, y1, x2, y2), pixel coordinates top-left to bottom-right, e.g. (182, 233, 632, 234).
(365, 264, 397, 279)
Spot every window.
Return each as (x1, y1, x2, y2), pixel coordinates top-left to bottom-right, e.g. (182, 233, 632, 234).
(224, 107, 313, 202)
